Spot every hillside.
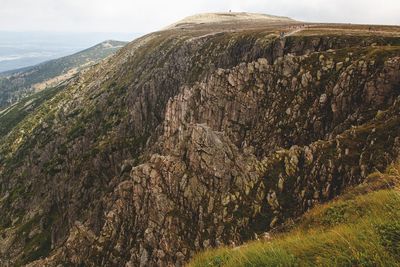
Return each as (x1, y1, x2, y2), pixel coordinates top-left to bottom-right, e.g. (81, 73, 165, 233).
(0, 12, 399, 266)
(190, 162, 400, 266)
(0, 40, 127, 110)
(166, 12, 294, 29)
(0, 82, 68, 138)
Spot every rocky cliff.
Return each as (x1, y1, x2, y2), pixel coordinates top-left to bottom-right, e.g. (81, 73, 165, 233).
(0, 13, 399, 266)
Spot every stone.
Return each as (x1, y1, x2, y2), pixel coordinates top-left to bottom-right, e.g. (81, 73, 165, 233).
(270, 217, 279, 228)
(278, 177, 284, 191)
(258, 58, 269, 67)
(317, 70, 322, 80)
(319, 94, 328, 104)
(139, 249, 149, 267)
(228, 74, 236, 86)
(261, 232, 272, 241)
(5, 21, 400, 267)
(336, 62, 344, 71)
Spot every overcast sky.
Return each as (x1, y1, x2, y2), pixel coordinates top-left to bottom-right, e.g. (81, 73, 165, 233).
(1, 0, 399, 34)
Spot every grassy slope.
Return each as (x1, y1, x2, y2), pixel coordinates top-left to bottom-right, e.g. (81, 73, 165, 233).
(0, 40, 127, 109)
(10, 40, 127, 85)
(0, 24, 398, 265)
(189, 164, 400, 267)
(0, 84, 64, 138)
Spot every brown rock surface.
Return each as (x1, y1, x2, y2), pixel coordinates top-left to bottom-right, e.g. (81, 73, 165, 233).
(0, 14, 400, 266)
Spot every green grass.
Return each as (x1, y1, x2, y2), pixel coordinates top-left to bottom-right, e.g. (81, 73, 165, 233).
(0, 40, 126, 110)
(189, 164, 400, 267)
(0, 85, 63, 137)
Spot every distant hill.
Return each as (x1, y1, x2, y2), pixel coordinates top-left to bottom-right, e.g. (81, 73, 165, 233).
(166, 12, 295, 29)
(0, 40, 127, 109)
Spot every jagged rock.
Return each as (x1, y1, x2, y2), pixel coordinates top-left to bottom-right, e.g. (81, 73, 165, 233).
(336, 62, 344, 71)
(319, 93, 328, 104)
(1, 15, 400, 267)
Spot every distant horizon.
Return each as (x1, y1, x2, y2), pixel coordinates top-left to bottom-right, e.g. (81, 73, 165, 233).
(1, 1, 399, 33)
(0, 31, 142, 72)
(0, 31, 143, 42)
(1, 1, 399, 73)
(1, 14, 399, 36)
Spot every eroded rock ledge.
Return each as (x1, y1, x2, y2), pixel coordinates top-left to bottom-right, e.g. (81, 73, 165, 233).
(0, 16, 399, 266)
(27, 52, 400, 266)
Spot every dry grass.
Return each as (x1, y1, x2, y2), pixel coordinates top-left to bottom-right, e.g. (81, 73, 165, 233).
(189, 164, 400, 267)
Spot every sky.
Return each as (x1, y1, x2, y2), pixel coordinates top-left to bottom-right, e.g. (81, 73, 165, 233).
(0, 0, 399, 34)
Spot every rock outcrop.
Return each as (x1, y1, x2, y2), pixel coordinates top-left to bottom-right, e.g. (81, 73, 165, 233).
(0, 14, 399, 266)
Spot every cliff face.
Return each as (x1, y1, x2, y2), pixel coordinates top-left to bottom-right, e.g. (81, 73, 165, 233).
(0, 15, 399, 266)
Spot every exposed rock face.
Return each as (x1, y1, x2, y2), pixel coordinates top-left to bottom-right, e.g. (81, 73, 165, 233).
(0, 17, 400, 266)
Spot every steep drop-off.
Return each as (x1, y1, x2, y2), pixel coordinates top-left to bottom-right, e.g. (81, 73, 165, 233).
(0, 14, 399, 266)
(190, 162, 400, 266)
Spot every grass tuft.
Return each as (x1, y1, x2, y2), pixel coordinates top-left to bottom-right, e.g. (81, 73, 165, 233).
(189, 163, 400, 267)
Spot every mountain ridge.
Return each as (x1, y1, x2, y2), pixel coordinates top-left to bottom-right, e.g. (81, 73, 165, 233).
(0, 40, 127, 110)
(0, 14, 399, 266)
(165, 12, 296, 29)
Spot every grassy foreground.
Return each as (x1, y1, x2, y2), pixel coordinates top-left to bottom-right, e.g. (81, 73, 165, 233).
(189, 164, 400, 267)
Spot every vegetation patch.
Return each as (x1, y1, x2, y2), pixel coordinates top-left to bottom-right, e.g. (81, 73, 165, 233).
(189, 163, 400, 267)
(375, 221, 400, 258)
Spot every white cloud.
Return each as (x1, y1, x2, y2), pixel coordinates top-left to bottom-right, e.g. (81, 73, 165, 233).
(0, 0, 399, 33)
